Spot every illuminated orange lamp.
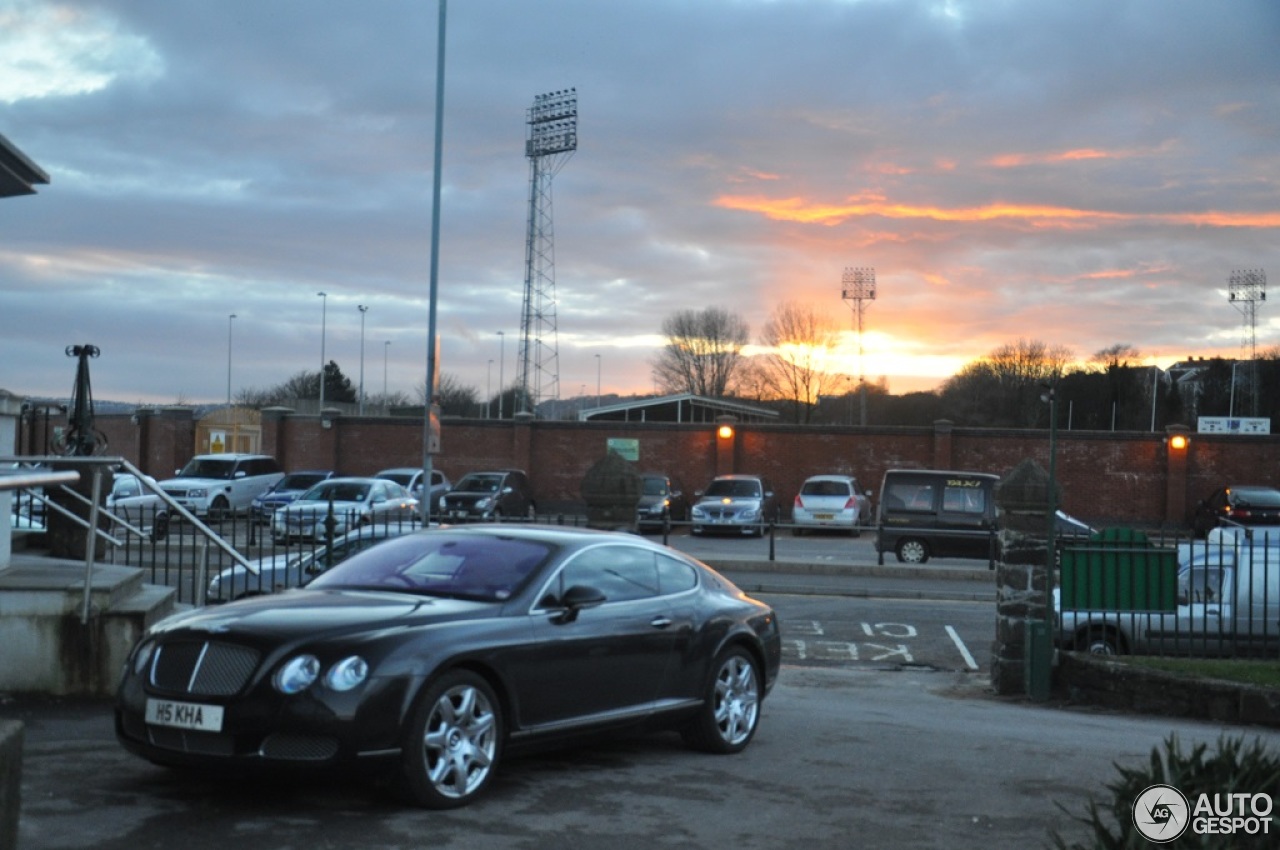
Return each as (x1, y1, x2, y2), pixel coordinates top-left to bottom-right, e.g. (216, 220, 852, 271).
(717, 424, 735, 440)
(1168, 434, 1189, 451)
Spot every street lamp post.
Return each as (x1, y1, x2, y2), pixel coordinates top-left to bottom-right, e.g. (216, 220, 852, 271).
(487, 359, 494, 418)
(496, 331, 505, 419)
(595, 353, 601, 409)
(226, 313, 236, 406)
(1229, 361, 1241, 417)
(317, 291, 328, 411)
(383, 340, 390, 406)
(358, 305, 369, 415)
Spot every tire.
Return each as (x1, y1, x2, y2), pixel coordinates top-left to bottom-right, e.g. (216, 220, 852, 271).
(1081, 628, 1123, 656)
(681, 646, 761, 755)
(149, 511, 169, 542)
(895, 538, 929, 564)
(206, 497, 231, 524)
(400, 670, 502, 809)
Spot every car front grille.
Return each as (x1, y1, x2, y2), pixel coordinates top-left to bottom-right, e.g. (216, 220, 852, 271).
(260, 733, 340, 761)
(150, 641, 260, 696)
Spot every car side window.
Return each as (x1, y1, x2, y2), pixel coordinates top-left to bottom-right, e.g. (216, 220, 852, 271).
(557, 545, 659, 604)
(1178, 566, 1223, 605)
(942, 485, 986, 515)
(657, 553, 698, 594)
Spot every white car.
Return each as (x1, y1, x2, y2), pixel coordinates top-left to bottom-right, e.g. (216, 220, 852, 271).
(271, 477, 419, 542)
(107, 471, 169, 540)
(791, 474, 871, 536)
(158, 453, 284, 521)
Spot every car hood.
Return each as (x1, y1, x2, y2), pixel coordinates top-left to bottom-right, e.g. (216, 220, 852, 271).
(150, 589, 488, 641)
(158, 476, 228, 490)
(280, 499, 368, 514)
(697, 496, 761, 506)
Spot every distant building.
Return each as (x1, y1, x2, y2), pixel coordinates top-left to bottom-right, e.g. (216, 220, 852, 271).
(578, 393, 780, 424)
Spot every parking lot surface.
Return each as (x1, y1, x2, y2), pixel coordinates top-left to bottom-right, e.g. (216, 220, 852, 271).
(8, 667, 1280, 850)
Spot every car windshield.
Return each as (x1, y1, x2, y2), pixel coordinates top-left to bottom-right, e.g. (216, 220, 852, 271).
(278, 472, 328, 491)
(801, 479, 850, 497)
(456, 474, 503, 492)
(642, 477, 669, 496)
(705, 479, 761, 499)
(309, 532, 553, 602)
(1232, 487, 1280, 508)
(301, 481, 371, 502)
(378, 471, 414, 486)
(177, 459, 236, 479)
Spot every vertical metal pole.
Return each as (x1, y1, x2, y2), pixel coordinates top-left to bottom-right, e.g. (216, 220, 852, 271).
(80, 467, 104, 624)
(358, 305, 368, 414)
(421, 0, 447, 523)
(226, 313, 236, 406)
(318, 291, 327, 411)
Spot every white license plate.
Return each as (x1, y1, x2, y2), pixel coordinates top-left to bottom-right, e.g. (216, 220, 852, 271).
(814, 513, 834, 520)
(145, 698, 224, 732)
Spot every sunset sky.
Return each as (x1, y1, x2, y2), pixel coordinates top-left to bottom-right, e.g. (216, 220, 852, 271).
(1, 0, 1278, 407)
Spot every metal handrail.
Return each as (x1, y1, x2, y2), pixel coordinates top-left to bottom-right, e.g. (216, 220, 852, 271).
(3, 455, 257, 616)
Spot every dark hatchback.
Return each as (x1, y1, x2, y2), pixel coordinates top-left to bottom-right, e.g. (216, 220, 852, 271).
(439, 469, 536, 522)
(115, 525, 781, 808)
(636, 473, 689, 531)
(1193, 485, 1280, 536)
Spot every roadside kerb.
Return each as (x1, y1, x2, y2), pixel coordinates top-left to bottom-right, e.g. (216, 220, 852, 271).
(703, 558, 996, 602)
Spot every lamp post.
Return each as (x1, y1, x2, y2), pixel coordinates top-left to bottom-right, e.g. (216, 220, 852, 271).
(496, 330, 505, 419)
(1229, 361, 1241, 417)
(357, 304, 369, 415)
(487, 359, 494, 418)
(317, 291, 328, 411)
(595, 353, 601, 409)
(226, 313, 236, 406)
(383, 340, 390, 405)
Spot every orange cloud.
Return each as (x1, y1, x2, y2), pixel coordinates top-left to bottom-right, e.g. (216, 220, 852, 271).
(713, 194, 1280, 229)
(987, 146, 1139, 168)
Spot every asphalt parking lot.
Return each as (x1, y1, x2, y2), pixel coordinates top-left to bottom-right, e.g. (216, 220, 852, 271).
(8, 666, 1280, 850)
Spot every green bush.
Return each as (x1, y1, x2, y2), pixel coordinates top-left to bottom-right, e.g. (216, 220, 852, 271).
(1051, 735, 1280, 849)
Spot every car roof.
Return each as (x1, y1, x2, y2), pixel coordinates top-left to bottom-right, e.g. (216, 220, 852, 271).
(803, 474, 856, 482)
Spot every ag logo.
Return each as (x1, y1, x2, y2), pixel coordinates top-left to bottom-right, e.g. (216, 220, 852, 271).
(1132, 784, 1190, 843)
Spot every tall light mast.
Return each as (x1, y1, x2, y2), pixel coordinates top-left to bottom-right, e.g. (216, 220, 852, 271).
(841, 267, 876, 426)
(1227, 268, 1266, 417)
(518, 88, 577, 415)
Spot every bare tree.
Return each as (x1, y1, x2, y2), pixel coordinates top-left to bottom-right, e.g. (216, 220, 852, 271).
(756, 301, 846, 423)
(941, 338, 1072, 426)
(650, 307, 750, 397)
(417, 372, 479, 417)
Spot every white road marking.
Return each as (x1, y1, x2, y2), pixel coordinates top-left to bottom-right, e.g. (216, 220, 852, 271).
(945, 625, 979, 670)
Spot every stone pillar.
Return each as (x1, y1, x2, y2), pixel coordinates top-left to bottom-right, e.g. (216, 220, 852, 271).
(714, 416, 737, 477)
(990, 458, 1057, 696)
(580, 450, 640, 531)
(1164, 424, 1191, 527)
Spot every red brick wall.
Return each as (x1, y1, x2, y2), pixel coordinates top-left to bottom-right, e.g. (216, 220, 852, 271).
(74, 412, 1280, 529)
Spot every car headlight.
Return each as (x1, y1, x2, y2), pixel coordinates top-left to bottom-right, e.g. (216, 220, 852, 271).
(325, 656, 369, 692)
(274, 654, 321, 694)
(476, 496, 493, 509)
(188, 488, 207, 498)
(740, 508, 760, 521)
(691, 506, 706, 518)
(131, 640, 156, 677)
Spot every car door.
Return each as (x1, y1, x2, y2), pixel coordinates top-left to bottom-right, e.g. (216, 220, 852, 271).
(509, 543, 678, 731)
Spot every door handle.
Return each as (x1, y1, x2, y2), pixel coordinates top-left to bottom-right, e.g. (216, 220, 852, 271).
(650, 617, 672, 629)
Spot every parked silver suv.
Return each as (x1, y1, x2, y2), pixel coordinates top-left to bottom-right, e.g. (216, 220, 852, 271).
(158, 453, 284, 521)
(690, 474, 778, 536)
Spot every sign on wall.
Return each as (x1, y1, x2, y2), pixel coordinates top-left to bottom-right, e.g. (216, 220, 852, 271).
(1197, 417, 1271, 434)
(607, 438, 639, 461)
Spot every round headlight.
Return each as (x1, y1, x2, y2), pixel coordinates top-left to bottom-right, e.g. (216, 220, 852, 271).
(132, 640, 155, 676)
(273, 654, 321, 694)
(325, 656, 369, 692)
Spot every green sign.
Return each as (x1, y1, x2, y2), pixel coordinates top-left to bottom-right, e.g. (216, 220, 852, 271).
(607, 438, 639, 462)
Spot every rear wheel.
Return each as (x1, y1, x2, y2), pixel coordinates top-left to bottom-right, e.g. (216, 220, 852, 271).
(681, 646, 761, 754)
(400, 670, 502, 809)
(1081, 627, 1123, 656)
(895, 538, 929, 564)
(205, 496, 231, 524)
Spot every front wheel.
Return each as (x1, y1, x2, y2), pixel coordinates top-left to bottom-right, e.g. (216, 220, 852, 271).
(206, 496, 231, 524)
(1081, 627, 1124, 656)
(681, 647, 761, 754)
(895, 538, 929, 564)
(400, 670, 502, 809)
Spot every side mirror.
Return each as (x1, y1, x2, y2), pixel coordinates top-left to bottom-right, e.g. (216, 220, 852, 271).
(547, 584, 606, 624)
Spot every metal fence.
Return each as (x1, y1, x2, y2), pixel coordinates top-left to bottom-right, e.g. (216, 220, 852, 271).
(1055, 525, 1280, 659)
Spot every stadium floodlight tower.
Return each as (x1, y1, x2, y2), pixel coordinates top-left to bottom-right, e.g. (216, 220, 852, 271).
(841, 267, 876, 426)
(1228, 268, 1266, 417)
(517, 88, 577, 416)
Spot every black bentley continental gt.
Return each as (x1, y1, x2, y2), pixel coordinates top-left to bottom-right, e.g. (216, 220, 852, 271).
(115, 525, 782, 808)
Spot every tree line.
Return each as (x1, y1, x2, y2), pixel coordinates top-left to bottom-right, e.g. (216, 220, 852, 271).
(234, 306, 1279, 430)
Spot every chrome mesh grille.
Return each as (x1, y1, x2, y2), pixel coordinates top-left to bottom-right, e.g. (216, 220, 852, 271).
(151, 641, 260, 696)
